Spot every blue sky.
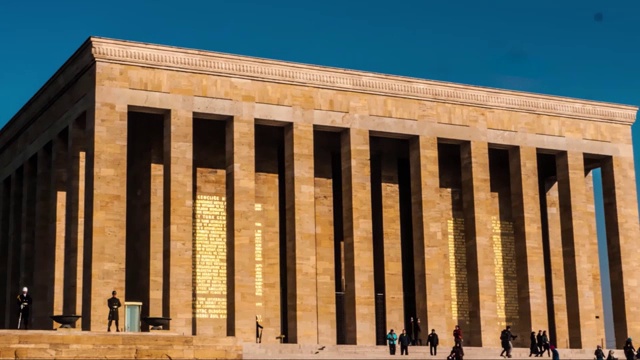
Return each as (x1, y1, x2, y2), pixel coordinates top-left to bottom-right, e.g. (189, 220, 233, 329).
(0, 0, 638, 346)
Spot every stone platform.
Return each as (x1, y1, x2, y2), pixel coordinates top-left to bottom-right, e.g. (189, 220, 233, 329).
(0, 331, 618, 359)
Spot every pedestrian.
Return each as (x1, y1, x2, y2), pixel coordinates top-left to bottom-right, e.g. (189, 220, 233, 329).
(414, 318, 422, 345)
(542, 331, 550, 357)
(387, 329, 398, 355)
(107, 290, 122, 332)
(399, 329, 410, 355)
(595, 345, 605, 360)
(16, 287, 32, 330)
(427, 328, 439, 356)
(256, 316, 263, 343)
(530, 331, 540, 357)
(607, 350, 618, 360)
(453, 325, 463, 348)
(500, 326, 517, 358)
(551, 345, 560, 360)
(408, 317, 414, 345)
(624, 338, 635, 360)
(537, 330, 544, 354)
(448, 342, 464, 360)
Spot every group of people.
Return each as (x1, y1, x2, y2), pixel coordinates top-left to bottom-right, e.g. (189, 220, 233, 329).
(385, 324, 562, 360)
(385, 325, 457, 358)
(525, 329, 551, 357)
(385, 327, 440, 356)
(15, 287, 122, 332)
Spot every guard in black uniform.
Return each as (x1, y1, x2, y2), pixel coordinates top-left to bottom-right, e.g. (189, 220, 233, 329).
(107, 290, 122, 332)
(16, 287, 32, 330)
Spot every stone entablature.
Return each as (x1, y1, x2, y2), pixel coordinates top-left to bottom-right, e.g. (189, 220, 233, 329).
(1, 37, 637, 152)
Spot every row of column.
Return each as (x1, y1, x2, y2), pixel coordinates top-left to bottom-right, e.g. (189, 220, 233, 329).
(0, 103, 638, 349)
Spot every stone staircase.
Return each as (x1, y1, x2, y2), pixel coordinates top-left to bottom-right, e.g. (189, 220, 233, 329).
(0, 330, 619, 359)
(242, 343, 615, 359)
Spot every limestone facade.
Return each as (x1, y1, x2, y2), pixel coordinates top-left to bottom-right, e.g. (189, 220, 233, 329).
(0, 37, 638, 349)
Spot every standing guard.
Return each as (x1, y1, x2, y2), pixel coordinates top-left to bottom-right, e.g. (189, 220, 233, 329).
(107, 290, 122, 332)
(16, 287, 32, 330)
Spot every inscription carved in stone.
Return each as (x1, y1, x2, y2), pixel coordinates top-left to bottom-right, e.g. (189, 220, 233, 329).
(193, 194, 227, 319)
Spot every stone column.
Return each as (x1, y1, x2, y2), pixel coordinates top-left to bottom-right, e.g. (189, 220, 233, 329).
(85, 102, 127, 330)
(149, 163, 164, 317)
(6, 169, 23, 328)
(601, 155, 640, 348)
(545, 182, 569, 347)
(284, 122, 318, 344)
(20, 158, 37, 304)
(341, 128, 375, 345)
(409, 137, 451, 341)
(381, 157, 404, 332)
(64, 120, 85, 316)
(33, 146, 53, 329)
(460, 141, 497, 346)
(509, 147, 548, 333)
(51, 133, 68, 320)
(584, 171, 605, 344)
(556, 151, 597, 348)
(314, 159, 336, 345)
(0, 178, 9, 327)
(163, 109, 194, 335)
(225, 107, 256, 341)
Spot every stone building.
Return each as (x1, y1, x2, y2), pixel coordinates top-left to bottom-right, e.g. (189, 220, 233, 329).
(0, 37, 638, 349)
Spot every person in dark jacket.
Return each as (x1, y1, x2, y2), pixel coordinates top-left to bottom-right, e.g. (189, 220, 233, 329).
(427, 329, 439, 356)
(448, 342, 464, 360)
(414, 318, 422, 345)
(607, 350, 618, 360)
(595, 345, 605, 360)
(530, 331, 540, 357)
(536, 330, 544, 354)
(107, 290, 122, 332)
(624, 338, 635, 360)
(551, 345, 560, 360)
(16, 287, 32, 330)
(541, 331, 550, 357)
(387, 329, 398, 355)
(500, 326, 517, 358)
(399, 329, 410, 355)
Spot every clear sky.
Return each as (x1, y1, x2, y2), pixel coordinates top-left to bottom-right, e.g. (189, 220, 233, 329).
(0, 0, 638, 347)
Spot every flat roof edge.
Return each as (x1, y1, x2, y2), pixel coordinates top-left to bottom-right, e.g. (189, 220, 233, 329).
(2, 36, 637, 145)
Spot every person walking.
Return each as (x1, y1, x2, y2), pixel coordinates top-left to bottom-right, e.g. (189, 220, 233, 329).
(551, 345, 560, 360)
(500, 326, 517, 358)
(399, 329, 410, 355)
(623, 338, 635, 360)
(256, 316, 263, 343)
(16, 287, 32, 330)
(536, 330, 544, 354)
(530, 331, 540, 357)
(541, 331, 550, 357)
(595, 345, 605, 360)
(427, 329, 439, 356)
(387, 329, 398, 355)
(107, 290, 122, 332)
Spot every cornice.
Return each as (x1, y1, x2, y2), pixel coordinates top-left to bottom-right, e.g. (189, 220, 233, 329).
(90, 37, 638, 125)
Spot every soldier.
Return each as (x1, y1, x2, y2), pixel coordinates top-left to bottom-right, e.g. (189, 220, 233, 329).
(16, 287, 32, 330)
(107, 290, 122, 332)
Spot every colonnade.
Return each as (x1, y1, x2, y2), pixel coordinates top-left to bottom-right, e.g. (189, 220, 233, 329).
(0, 104, 638, 351)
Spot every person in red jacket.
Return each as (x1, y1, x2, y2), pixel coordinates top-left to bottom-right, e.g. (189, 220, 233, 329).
(453, 325, 463, 348)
